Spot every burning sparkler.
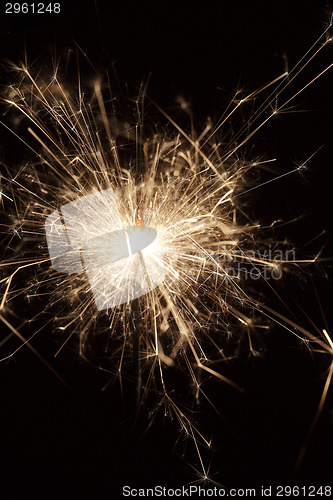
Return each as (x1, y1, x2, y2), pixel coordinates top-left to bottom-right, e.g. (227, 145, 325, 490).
(1, 18, 333, 480)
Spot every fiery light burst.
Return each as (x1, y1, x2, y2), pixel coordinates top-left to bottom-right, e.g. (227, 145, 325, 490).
(1, 24, 333, 479)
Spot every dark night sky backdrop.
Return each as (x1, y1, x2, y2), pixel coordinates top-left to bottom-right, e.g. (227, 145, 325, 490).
(0, 1, 333, 498)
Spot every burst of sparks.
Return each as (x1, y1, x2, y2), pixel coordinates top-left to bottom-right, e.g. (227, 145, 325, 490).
(1, 21, 333, 478)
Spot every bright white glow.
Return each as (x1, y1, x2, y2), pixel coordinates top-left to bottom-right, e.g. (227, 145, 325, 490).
(45, 190, 165, 310)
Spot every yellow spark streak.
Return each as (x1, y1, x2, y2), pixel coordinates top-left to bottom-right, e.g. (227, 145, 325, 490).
(0, 315, 68, 387)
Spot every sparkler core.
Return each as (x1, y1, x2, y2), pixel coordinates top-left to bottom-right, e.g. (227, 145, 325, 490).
(45, 189, 165, 310)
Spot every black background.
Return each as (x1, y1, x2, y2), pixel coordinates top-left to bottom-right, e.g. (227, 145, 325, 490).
(1, 1, 333, 498)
